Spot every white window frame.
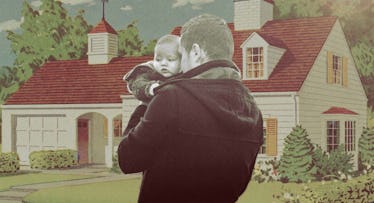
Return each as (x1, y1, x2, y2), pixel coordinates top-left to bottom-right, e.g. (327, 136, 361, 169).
(344, 120, 356, 152)
(332, 54, 343, 85)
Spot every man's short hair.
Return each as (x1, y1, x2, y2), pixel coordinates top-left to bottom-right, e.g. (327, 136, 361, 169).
(180, 14, 234, 61)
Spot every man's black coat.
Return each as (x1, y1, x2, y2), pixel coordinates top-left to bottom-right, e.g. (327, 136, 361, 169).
(118, 60, 263, 203)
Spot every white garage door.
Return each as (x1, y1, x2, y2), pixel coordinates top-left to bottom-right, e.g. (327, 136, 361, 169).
(16, 116, 68, 164)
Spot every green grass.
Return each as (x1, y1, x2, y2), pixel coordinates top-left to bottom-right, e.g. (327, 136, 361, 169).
(0, 173, 95, 191)
(24, 177, 308, 203)
(25, 177, 142, 203)
(25, 173, 374, 203)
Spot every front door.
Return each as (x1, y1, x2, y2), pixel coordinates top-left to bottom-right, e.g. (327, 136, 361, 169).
(78, 119, 89, 164)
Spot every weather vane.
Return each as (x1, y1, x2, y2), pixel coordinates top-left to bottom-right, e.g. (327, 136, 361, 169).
(101, 0, 108, 20)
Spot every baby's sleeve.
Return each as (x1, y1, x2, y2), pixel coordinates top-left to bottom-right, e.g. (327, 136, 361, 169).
(124, 62, 164, 103)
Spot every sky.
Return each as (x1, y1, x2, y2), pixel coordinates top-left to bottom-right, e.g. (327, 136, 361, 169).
(0, 0, 234, 67)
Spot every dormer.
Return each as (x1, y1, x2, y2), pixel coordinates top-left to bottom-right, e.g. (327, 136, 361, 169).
(234, 0, 274, 31)
(240, 32, 286, 80)
(87, 19, 118, 65)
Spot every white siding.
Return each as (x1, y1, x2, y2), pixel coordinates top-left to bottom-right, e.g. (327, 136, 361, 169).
(253, 94, 297, 160)
(299, 21, 367, 167)
(260, 0, 273, 27)
(234, 0, 273, 30)
(267, 45, 285, 77)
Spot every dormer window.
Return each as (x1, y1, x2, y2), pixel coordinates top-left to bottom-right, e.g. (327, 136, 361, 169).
(246, 47, 264, 79)
(241, 32, 286, 80)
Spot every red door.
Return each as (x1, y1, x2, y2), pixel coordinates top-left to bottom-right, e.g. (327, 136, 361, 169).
(78, 119, 89, 164)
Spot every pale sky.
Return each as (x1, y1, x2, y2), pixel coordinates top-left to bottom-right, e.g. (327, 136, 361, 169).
(0, 0, 233, 66)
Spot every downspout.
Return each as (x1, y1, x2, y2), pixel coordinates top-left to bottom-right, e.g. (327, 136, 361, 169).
(292, 93, 299, 126)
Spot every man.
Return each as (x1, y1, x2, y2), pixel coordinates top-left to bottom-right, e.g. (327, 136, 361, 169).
(118, 14, 263, 203)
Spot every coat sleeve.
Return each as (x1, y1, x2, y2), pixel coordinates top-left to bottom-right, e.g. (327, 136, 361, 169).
(117, 87, 177, 174)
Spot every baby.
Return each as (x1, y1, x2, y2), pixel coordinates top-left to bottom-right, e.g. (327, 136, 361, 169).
(123, 34, 181, 134)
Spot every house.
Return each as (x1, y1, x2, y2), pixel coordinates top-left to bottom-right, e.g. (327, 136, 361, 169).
(2, 0, 367, 168)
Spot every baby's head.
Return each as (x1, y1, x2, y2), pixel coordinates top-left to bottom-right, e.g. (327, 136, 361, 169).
(153, 35, 181, 78)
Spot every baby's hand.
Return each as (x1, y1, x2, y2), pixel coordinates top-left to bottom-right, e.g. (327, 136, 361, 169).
(148, 82, 160, 96)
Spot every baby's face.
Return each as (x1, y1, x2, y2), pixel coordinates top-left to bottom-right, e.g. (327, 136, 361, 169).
(153, 42, 181, 77)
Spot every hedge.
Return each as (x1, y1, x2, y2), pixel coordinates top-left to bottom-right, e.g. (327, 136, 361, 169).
(274, 173, 374, 202)
(0, 152, 20, 173)
(29, 149, 78, 169)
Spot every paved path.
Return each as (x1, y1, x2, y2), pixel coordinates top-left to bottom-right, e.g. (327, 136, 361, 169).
(0, 165, 140, 203)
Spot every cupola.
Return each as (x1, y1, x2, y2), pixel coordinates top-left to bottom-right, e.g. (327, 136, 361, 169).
(87, 1, 118, 65)
(233, 0, 274, 31)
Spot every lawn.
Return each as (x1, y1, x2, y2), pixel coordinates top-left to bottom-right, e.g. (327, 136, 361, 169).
(0, 173, 95, 191)
(24, 177, 307, 203)
(24, 172, 374, 203)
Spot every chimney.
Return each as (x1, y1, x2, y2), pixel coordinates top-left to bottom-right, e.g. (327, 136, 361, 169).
(234, 0, 274, 31)
(87, 19, 118, 65)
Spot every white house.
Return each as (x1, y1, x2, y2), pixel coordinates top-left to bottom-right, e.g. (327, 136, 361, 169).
(2, 0, 367, 168)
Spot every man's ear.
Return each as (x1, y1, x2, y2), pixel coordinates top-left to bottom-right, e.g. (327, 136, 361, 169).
(191, 43, 207, 63)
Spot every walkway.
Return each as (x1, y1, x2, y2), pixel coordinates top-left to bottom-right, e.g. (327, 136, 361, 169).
(0, 165, 140, 203)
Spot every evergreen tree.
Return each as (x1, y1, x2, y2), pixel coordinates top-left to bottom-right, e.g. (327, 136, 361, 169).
(278, 125, 316, 183)
(118, 21, 144, 56)
(6, 0, 90, 83)
(358, 127, 374, 170)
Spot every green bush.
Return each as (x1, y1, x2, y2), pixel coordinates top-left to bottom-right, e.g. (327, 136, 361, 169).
(278, 125, 316, 183)
(0, 152, 20, 173)
(252, 158, 280, 183)
(29, 149, 78, 169)
(313, 145, 354, 181)
(111, 153, 121, 173)
(358, 127, 374, 171)
(274, 173, 374, 203)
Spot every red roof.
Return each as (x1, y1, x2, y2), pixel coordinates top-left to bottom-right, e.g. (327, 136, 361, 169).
(89, 18, 117, 34)
(322, 107, 358, 115)
(6, 16, 337, 105)
(172, 16, 337, 93)
(5, 56, 152, 105)
(264, 0, 274, 4)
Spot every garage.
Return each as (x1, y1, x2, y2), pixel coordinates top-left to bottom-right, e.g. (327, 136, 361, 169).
(15, 115, 68, 164)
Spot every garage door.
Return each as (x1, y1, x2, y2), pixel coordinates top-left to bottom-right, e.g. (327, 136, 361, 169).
(16, 116, 68, 164)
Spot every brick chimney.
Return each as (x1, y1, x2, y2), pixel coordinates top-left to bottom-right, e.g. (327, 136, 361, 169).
(87, 19, 118, 65)
(233, 0, 274, 31)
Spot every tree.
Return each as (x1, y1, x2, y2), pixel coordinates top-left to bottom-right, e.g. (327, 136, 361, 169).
(6, 0, 90, 83)
(118, 21, 144, 56)
(141, 39, 157, 56)
(358, 127, 374, 171)
(278, 125, 316, 183)
(274, 0, 323, 19)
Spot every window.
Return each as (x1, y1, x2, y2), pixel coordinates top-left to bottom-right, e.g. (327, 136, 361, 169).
(327, 120, 340, 152)
(113, 119, 123, 137)
(345, 121, 356, 152)
(327, 52, 348, 86)
(259, 127, 267, 154)
(246, 47, 264, 79)
(332, 55, 342, 84)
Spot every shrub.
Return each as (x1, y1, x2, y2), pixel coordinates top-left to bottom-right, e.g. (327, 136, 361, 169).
(29, 149, 78, 169)
(252, 158, 280, 183)
(278, 125, 316, 183)
(111, 153, 121, 173)
(274, 173, 374, 202)
(0, 152, 20, 173)
(313, 145, 354, 181)
(358, 127, 374, 172)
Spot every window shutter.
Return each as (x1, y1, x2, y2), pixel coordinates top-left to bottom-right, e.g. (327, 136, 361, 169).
(342, 56, 348, 87)
(327, 51, 334, 84)
(266, 118, 277, 156)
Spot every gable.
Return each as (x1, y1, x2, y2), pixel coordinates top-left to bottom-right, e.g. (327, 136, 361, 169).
(172, 16, 338, 92)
